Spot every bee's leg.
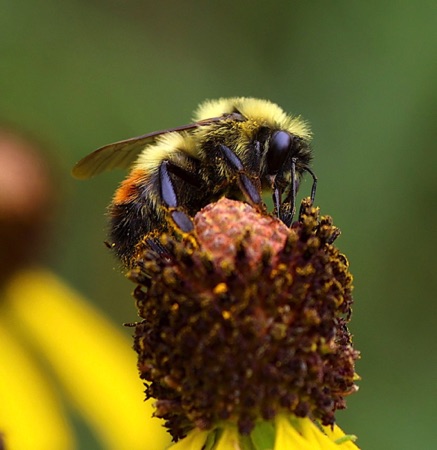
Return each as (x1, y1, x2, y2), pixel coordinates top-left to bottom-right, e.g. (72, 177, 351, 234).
(305, 166, 318, 204)
(282, 163, 318, 226)
(273, 182, 297, 226)
(274, 157, 297, 227)
(218, 144, 263, 208)
(159, 161, 194, 232)
(144, 236, 170, 255)
(272, 185, 283, 217)
(278, 161, 318, 227)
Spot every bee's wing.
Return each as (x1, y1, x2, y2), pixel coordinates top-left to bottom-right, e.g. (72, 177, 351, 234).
(72, 116, 236, 179)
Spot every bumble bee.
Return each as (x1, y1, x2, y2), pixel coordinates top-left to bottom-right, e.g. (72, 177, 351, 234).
(73, 97, 317, 266)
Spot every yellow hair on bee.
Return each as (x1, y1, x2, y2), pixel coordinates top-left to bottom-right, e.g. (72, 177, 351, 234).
(194, 97, 312, 142)
(134, 131, 198, 174)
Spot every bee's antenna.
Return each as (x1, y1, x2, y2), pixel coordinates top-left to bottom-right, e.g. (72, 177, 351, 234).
(290, 157, 297, 219)
(304, 167, 318, 204)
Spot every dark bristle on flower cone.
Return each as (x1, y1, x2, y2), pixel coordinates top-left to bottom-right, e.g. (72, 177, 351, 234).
(128, 198, 359, 441)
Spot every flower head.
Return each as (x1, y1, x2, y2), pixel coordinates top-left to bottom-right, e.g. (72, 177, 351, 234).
(129, 198, 359, 445)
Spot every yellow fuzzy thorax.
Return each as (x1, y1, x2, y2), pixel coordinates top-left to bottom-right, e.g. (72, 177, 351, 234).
(194, 97, 312, 141)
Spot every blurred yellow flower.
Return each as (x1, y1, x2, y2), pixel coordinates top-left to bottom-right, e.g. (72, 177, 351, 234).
(0, 267, 170, 450)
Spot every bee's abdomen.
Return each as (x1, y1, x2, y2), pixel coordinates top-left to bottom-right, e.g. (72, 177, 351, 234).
(109, 170, 161, 265)
(108, 201, 147, 264)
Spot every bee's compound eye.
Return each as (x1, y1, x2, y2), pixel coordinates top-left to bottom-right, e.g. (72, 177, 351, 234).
(267, 131, 292, 173)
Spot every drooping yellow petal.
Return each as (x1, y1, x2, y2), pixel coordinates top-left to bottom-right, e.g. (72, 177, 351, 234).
(274, 414, 315, 450)
(0, 318, 75, 450)
(167, 429, 209, 450)
(274, 415, 359, 449)
(4, 268, 170, 450)
(296, 417, 341, 449)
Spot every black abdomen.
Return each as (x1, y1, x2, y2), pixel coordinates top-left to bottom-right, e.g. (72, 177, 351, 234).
(109, 199, 161, 265)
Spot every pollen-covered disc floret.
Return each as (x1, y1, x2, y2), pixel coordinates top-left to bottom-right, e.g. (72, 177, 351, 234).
(129, 198, 359, 441)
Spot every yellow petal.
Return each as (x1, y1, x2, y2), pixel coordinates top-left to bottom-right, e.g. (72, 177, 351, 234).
(296, 418, 340, 449)
(4, 268, 170, 450)
(0, 318, 75, 450)
(167, 429, 209, 450)
(274, 414, 315, 450)
(215, 426, 241, 450)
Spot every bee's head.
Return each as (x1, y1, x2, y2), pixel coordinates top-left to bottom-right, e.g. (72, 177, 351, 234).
(265, 130, 311, 176)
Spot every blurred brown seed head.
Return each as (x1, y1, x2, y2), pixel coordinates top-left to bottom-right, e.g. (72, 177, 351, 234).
(0, 127, 56, 287)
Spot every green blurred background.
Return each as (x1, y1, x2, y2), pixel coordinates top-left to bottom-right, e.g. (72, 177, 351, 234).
(1, 1, 436, 448)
